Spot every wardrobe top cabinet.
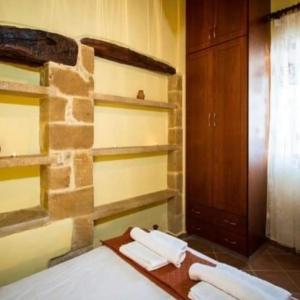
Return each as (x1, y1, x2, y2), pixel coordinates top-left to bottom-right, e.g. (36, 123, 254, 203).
(187, 0, 247, 53)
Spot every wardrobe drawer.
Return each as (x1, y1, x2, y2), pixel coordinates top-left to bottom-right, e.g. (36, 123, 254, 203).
(214, 211, 247, 235)
(187, 219, 216, 242)
(188, 205, 215, 224)
(216, 228, 247, 255)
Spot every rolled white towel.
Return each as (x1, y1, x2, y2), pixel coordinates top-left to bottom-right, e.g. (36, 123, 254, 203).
(217, 263, 291, 300)
(150, 230, 188, 252)
(188, 282, 235, 300)
(189, 263, 275, 300)
(130, 227, 185, 267)
(120, 241, 168, 271)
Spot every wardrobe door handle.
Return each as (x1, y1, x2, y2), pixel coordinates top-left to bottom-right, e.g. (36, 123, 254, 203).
(208, 113, 211, 127)
(213, 27, 216, 39)
(213, 113, 216, 127)
(224, 238, 237, 245)
(192, 209, 201, 215)
(224, 219, 237, 227)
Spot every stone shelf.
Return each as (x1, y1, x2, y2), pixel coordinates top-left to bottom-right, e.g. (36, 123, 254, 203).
(0, 80, 49, 98)
(92, 145, 178, 157)
(0, 154, 52, 168)
(94, 92, 176, 110)
(93, 189, 177, 220)
(0, 207, 49, 238)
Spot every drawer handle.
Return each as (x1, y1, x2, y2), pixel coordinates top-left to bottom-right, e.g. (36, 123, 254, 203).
(192, 225, 202, 231)
(224, 238, 237, 245)
(224, 219, 237, 226)
(192, 209, 201, 215)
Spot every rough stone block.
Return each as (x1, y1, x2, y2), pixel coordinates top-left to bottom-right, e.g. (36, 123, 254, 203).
(46, 187, 94, 219)
(168, 193, 183, 215)
(169, 128, 183, 145)
(169, 108, 182, 128)
(168, 150, 183, 172)
(48, 66, 92, 97)
(168, 172, 183, 191)
(73, 98, 94, 123)
(168, 74, 182, 91)
(45, 166, 71, 190)
(168, 91, 182, 108)
(48, 124, 93, 150)
(40, 97, 67, 122)
(81, 45, 94, 74)
(168, 193, 183, 234)
(71, 216, 93, 250)
(168, 213, 183, 235)
(74, 152, 93, 187)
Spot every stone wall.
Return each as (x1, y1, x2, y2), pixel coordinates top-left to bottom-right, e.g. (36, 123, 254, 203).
(167, 75, 183, 234)
(40, 44, 95, 252)
(39, 45, 184, 259)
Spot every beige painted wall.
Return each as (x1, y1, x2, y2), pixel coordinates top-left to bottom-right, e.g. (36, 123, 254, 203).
(0, 0, 185, 284)
(272, 0, 298, 12)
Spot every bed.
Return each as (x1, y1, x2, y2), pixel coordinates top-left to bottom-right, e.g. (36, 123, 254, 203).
(0, 245, 217, 300)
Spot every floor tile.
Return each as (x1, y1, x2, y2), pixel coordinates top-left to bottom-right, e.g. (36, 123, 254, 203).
(186, 234, 300, 296)
(215, 252, 250, 269)
(265, 243, 293, 255)
(249, 253, 282, 271)
(255, 271, 297, 292)
(272, 254, 300, 271)
(286, 271, 300, 291)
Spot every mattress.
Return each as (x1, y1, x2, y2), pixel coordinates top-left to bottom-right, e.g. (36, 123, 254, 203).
(0, 246, 216, 300)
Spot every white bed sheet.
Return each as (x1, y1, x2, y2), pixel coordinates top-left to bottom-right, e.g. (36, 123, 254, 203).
(0, 246, 217, 300)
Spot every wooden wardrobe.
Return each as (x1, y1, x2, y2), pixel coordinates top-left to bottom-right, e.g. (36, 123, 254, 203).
(186, 0, 270, 256)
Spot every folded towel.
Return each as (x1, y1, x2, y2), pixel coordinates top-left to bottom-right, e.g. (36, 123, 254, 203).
(150, 230, 188, 252)
(130, 227, 185, 267)
(217, 263, 291, 300)
(188, 282, 235, 300)
(119, 241, 168, 271)
(189, 263, 275, 300)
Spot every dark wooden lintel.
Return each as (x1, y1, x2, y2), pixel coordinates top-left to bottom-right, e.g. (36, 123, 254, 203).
(0, 25, 78, 66)
(81, 37, 176, 75)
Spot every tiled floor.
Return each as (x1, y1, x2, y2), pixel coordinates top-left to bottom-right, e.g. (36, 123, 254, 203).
(184, 235, 300, 298)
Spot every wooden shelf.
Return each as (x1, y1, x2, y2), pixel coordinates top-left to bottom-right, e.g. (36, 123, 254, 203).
(94, 93, 176, 110)
(0, 154, 52, 168)
(93, 145, 178, 157)
(93, 189, 177, 220)
(0, 80, 49, 98)
(0, 207, 49, 238)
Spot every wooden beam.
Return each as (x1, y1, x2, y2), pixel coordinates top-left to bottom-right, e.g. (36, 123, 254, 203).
(93, 189, 177, 220)
(93, 145, 178, 157)
(81, 38, 176, 75)
(0, 207, 49, 238)
(0, 25, 78, 66)
(94, 93, 176, 110)
(0, 154, 52, 168)
(0, 80, 49, 98)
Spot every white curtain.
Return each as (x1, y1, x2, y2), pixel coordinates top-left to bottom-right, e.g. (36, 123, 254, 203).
(267, 11, 300, 252)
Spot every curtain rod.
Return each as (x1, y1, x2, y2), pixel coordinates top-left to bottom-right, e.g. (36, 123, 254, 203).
(269, 2, 300, 20)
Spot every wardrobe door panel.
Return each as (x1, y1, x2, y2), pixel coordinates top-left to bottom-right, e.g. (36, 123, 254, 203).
(186, 50, 214, 209)
(214, 0, 247, 44)
(187, 0, 214, 53)
(212, 37, 247, 216)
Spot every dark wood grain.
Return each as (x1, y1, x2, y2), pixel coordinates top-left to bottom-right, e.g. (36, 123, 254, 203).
(0, 25, 78, 66)
(187, 0, 247, 53)
(212, 37, 247, 217)
(81, 38, 176, 75)
(248, 0, 270, 254)
(186, 0, 270, 256)
(187, 0, 214, 53)
(213, 0, 247, 45)
(186, 49, 213, 209)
